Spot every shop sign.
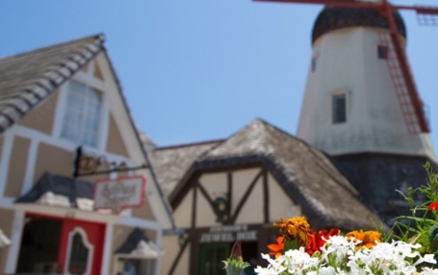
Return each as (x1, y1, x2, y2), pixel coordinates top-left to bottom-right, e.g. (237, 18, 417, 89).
(199, 225, 257, 243)
(94, 175, 146, 213)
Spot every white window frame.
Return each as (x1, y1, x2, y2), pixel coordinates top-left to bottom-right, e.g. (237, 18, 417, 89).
(53, 75, 109, 151)
(60, 80, 102, 147)
(330, 89, 350, 125)
(64, 227, 94, 275)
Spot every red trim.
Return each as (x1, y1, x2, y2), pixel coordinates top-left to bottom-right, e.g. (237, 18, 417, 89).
(93, 174, 147, 214)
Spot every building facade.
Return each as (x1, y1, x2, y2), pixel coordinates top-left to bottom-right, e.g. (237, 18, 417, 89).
(0, 35, 174, 275)
(150, 119, 382, 275)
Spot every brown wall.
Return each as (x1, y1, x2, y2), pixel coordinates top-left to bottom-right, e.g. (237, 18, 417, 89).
(4, 136, 31, 197)
(0, 208, 15, 273)
(106, 114, 129, 158)
(18, 90, 59, 135)
(132, 199, 155, 221)
(94, 63, 104, 80)
(33, 142, 73, 183)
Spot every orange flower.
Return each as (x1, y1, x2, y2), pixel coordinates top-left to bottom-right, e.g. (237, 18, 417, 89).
(273, 217, 312, 246)
(267, 236, 284, 258)
(346, 230, 381, 249)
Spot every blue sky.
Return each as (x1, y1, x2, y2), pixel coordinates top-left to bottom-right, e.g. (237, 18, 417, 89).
(0, 0, 437, 150)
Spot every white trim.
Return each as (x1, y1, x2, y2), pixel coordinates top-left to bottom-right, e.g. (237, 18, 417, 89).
(0, 133, 14, 198)
(117, 216, 161, 231)
(0, 198, 14, 208)
(52, 82, 69, 139)
(100, 224, 113, 275)
(20, 139, 39, 195)
(14, 203, 120, 224)
(72, 71, 105, 91)
(64, 226, 94, 275)
(97, 86, 110, 152)
(154, 227, 163, 275)
(10, 124, 131, 171)
(4, 210, 24, 273)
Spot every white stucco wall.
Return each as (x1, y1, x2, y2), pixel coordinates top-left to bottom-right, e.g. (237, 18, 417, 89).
(172, 168, 302, 227)
(297, 27, 436, 161)
(268, 174, 301, 222)
(174, 189, 193, 228)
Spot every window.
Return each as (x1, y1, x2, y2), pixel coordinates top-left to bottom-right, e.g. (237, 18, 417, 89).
(332, 94, 347, 124)
(61, 81, 102, 147)
(65, 228, 93, 275)
(68, 233, 89, 275)
(378, 45, 388, 59)
(311, 56, 317, 72)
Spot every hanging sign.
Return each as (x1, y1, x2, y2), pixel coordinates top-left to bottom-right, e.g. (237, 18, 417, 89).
(94, 175, 147, 213)
(199, 225, 257, 243)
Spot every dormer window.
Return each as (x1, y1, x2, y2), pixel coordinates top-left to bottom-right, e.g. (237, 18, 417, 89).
(61, 80, 102, 147)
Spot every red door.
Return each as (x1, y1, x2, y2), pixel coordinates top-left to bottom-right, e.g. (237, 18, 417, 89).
(57, 219, 106, 275)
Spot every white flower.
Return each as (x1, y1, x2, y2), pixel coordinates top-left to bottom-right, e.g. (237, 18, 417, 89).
(420, 267, 438, 275)
(283, 247, 319, 274)
(255, 237, 438, 275)
(254, 253, 286, 275)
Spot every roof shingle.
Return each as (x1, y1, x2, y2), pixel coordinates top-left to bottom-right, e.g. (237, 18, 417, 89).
(0, 34, 104, 134)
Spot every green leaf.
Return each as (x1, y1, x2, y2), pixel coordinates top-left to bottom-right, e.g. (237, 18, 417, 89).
(284, 238, 299, 252)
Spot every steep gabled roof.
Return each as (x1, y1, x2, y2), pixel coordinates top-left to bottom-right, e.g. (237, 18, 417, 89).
(148, 140, 224, 196)
(166, 119, 382, 231)
(0, 34, 104, 134)
(0, 35, 175, 229)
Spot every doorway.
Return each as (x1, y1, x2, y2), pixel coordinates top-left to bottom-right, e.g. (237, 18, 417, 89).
(16, 214, 105, 275)
(16, 216, 62, 273)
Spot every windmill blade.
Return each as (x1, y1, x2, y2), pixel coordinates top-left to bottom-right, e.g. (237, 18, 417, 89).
(378, 33, 426, 134)
(415, 6, 438, 25)
(378, 5, 430, 133)
(253, 0, 381, 9)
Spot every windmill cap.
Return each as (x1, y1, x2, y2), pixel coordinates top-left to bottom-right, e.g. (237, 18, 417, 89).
(312, 7, 406, 44)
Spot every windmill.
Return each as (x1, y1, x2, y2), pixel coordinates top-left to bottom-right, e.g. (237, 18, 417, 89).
(254, 0, 438, 220)
(255, 0, 438, 134)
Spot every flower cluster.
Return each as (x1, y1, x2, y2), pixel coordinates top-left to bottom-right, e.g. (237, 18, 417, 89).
(224, 163, 438, 275)
(256, 235, 437, 275)
(254, 163, 438, 274)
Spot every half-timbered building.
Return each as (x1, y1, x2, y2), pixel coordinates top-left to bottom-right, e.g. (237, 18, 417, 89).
(149, 119, 382, 275)
(0, 34, 174, 275)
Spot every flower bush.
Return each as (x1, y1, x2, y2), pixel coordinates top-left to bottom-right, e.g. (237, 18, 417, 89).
(223, 163, 438, 275)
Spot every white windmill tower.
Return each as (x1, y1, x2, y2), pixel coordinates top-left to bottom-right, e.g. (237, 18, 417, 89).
(256, 0, 438, 221)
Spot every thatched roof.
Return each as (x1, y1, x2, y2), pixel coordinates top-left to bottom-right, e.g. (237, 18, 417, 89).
(151, 119, 382, 231)
(148, 140, 223, 196)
